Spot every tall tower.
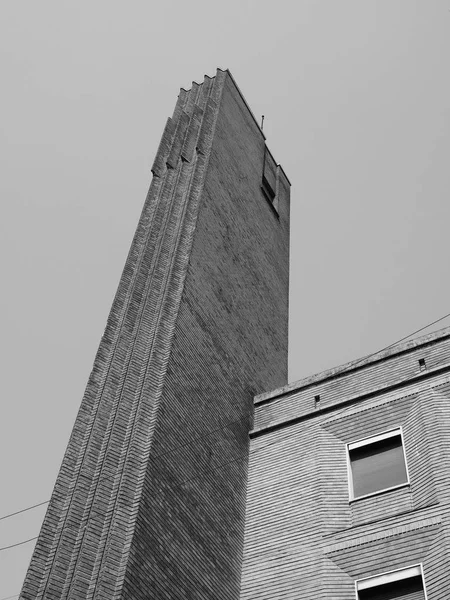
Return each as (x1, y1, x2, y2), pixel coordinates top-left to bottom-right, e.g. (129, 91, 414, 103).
(20, 69, 290, 600)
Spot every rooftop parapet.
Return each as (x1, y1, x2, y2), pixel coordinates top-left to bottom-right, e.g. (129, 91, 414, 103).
(253, 326, 450, 436)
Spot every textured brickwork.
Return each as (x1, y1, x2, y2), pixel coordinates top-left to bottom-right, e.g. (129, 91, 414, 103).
(240, 328, 450, 600)
(20, 70, 290, 600)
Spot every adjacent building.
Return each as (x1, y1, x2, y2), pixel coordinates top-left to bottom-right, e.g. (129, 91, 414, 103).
(20, 69, 449, 599)
(241, 327, 450, 600)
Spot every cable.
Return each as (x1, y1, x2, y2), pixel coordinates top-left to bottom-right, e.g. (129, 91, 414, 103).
(342, 310, 450, 371)
(0, 594, 19, 600)
(0, 500, 49, 522)
(0, 536, 38, 553)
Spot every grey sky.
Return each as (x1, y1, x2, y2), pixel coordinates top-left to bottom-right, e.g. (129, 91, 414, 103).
(1, 1, 449, 595)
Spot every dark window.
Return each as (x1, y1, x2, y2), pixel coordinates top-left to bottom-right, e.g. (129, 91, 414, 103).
(261, 175, 276, 204)
(348, 430, 408, 500)
(358, 576, 424, 599)
(357, 567, 426, 600)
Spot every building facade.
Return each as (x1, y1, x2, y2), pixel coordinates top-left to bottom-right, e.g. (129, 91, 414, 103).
(20, 69, 450, 600)
(241, 327, 450, 600)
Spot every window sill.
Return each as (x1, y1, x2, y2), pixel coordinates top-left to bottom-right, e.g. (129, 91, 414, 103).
(349, 482, 410, 504)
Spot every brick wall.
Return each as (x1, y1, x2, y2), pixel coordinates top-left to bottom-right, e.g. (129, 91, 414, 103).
(240, 331, 450, 600)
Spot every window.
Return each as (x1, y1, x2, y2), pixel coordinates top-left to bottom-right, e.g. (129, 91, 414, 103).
(347, 428, 409, 501)
(261, 175, 276, 204)
(356, 565, 427, 600)
(261, 175, 275, 203)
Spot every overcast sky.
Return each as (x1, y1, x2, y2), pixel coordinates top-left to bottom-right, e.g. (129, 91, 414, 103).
(1, 1, 450, 596)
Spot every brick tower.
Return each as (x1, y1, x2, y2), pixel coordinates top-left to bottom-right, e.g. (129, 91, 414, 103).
(20, 69, 290, 600)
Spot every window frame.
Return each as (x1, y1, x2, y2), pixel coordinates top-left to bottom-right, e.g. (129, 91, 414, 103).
(346, 427, 410, 502)
(355, 563, 428, 599)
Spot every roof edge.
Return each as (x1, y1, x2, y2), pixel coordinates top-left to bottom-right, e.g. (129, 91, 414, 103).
(255, 325, 450, 405)
(220, 69, 266, 141)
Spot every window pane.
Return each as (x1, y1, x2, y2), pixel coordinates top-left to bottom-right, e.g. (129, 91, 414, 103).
(350, 435, 408, 498)
(358, 575, 425, 600)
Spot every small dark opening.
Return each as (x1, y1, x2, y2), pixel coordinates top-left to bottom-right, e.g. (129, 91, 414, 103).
(418, 358, 426, 371)
(358, 575, 424, 600)
(261, 175, 275, 203)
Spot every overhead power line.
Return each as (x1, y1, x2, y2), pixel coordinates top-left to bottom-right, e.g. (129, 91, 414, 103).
(0, 500, 49, 523)
(344, 310, 450, 372)
(0, 536, 38, 553)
